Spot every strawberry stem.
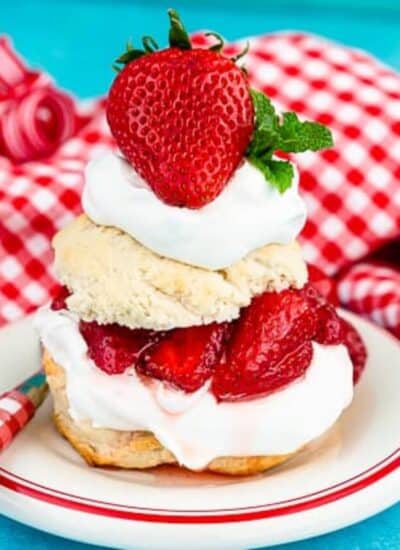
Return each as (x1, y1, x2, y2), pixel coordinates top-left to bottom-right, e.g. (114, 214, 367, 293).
(168, 8, 191, 50)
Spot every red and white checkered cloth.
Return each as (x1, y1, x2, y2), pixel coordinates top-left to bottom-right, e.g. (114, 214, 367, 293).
(338, 261, 400, 338)
(0, 390, 35, 450)
(1, 32, 400, 336)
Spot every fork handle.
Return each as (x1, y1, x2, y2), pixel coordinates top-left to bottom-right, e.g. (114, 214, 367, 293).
(0, 372, 48, 452)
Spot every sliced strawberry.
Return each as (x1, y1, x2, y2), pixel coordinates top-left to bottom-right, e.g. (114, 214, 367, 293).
(303, 282, 342, 345)
(77, 282, 366, 396)
(211, 288, 318, 401)
(138, 323, 229, 392)
(230, 287, 319, 366)
(214, 341, 313, 402)
(314, 303, 343, 345)
(339, 318, 367, 384)
(80, 321, 159, 375)
(307, 264, 339, 305)
(308, 282, 367, 380)
(51, 285, 70, 311)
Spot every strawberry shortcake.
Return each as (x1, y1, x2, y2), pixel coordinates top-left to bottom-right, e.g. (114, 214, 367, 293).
(35, 10, 366, 475)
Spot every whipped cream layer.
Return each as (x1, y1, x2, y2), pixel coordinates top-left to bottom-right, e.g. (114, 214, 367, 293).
(82, 153, 306, 270)
(35, 307, 354, 470)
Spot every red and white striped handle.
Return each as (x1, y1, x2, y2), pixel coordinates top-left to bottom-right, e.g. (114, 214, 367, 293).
(0, 390, 35, 451)
(0, 371, 48, 452)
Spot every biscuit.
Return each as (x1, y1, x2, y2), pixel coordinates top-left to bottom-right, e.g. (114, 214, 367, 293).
(54, 215, 307, 330)
(44, 350, 295, 475)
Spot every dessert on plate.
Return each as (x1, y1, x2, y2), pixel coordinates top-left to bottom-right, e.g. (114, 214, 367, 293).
(35, 10, 367, 475)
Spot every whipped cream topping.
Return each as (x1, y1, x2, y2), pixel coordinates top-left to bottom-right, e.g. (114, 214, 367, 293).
(35, 307, 354, 470)
(82, 153, 306, 270)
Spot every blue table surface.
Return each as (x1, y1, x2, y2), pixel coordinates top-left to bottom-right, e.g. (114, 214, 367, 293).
(0, 1, 399, 548)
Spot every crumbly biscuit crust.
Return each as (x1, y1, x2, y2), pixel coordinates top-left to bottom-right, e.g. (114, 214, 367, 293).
(54, 215, 307, 330)
(44, 349, 295, 475)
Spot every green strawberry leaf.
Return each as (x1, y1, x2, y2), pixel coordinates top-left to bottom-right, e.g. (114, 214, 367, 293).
(168, 8, 191, 50)
(115, 47, 147, 65)
(246, 88, 334, 193)
(112, 9, 192, 71)
(142, 36, 159, 53)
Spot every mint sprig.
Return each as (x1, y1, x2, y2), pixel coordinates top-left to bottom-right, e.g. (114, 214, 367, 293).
(246, 89, 333, 193)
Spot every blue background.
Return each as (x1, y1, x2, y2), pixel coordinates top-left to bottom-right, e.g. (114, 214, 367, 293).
(0, 0, 399, 548)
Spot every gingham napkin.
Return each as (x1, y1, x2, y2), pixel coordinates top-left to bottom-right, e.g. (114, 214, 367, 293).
(1, 32, 400, 337)
(338, 261, 400, 337)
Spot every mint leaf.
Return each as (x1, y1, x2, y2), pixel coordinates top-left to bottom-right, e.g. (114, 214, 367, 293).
(247, 89, 279, 159)
(246, 88, 334, 193)
(249, 157, 294, 194)
(277, 112, 334, 153)
(266, 159, 295, 193)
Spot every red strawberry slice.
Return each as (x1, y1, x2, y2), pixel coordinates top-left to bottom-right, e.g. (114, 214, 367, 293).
(314, 303, 343, 345)
(339, 318, 367, 384)
(304, 282, 342, 345)
(306, 280, 367, 380)
(211, 288, 318, 401)
(80, 321, 159, 375)
(51, 285, 71, 311)
(214, 341, 313, 402)
(307, 264, 339, 305)
(77, 284, 366, 396)
(107, 47, 254, 208)
(138, 322, 229, 392)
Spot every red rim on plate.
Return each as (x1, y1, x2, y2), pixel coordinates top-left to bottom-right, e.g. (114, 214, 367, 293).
(0, 447, 399, 523)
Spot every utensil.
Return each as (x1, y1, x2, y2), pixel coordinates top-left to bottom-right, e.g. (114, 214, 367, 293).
(0, 371, 48, 451)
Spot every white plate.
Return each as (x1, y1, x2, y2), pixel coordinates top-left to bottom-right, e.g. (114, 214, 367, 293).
(0, 312, 399, 550)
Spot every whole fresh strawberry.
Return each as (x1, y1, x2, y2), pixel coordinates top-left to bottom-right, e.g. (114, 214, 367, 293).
(107, 10, 254, 208)
(107, 10, 333, 208)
